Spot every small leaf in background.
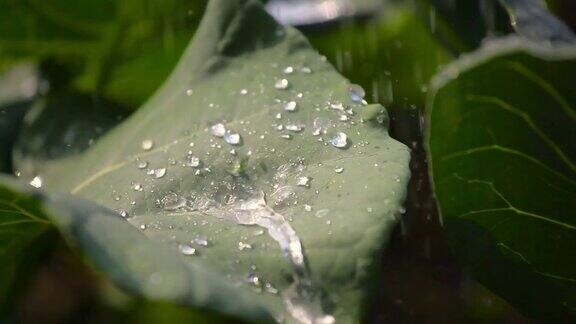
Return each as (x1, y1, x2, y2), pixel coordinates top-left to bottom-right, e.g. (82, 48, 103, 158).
(13, 92, 129, 179)
(0, 0, 208, 107)
(0, 177, 53, 312)
(422, 0, 513, 51)
(15, 0, 410, 322)
(427, 36, 576, 321)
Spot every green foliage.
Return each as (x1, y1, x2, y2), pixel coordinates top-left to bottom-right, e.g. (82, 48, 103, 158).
(426, 37, 576, 321)
(0, 176, 52, 312)
(1, 0, 575, 322)
(13, 92, 129, 178)
(0, 0, 207, 107)
(7, 0, 410, 322)
(421, 0, 513, 50)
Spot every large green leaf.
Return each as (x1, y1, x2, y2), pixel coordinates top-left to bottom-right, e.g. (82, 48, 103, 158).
(16, 0, 410, 322)
(0, 175, 271, 322)
(426, 36, 576, 321)
(0, 176, 52, 311)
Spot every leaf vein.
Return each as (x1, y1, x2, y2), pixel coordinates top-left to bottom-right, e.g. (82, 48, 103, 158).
(465, 95, 575, 174)
(452, 174, 576, 230)
(505, 62, 576, 121)
(441, 144, 576, 185)
(498, 243, 576, 283)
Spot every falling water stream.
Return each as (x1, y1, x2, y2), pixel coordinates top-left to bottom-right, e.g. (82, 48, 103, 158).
(194, 188, 333, 323)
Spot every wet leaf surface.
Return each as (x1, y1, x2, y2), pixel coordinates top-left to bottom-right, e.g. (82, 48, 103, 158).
(14, 0, 410, 322)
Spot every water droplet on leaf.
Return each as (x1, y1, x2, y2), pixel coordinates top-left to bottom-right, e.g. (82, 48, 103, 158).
(296, 176, 310, 187)
(210, 123, 226, 137)
(224, 131, 242, 145)
(153, 168, 166, 178)
(275, 78, 289, 90)
(265, 282, 278, 294)
(193, 235, 210, 247)
(185, 155, 201, 168)
(141, 140, 154, 151)
(284, 101, 297, 112)
(330, 132, 348, 148)
(29, 176, 42, 188)
(348, 84, 365, 103)
(179, 244, 196, 256)
(160, 192, 188, 211)
(286, 123, 303, 132)
(238, 241, 253, 251)
(247, 273, 260, 287)
(330, 102, 344, 111)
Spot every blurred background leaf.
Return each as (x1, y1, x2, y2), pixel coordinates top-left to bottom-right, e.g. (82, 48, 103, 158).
(0, 0, 208, 107)
(13, 92, 129, 179)
(0, 176, 54, 316)
(0, 64, 39, 173)
(305, 4, 451, 110)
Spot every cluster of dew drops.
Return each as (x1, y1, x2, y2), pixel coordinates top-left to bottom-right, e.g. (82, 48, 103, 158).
(79, 60, 374, 298)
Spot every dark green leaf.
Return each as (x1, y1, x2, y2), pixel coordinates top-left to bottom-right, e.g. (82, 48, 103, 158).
(13, 92, 129, 178)
(0, 176, 52, 310)
(420, 0, 513, 51)
(0, 64, 38, 173)
(426, 37, 576, 321)
(19, 0, 410, 321)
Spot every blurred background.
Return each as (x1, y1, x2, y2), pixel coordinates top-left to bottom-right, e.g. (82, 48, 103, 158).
(1, 0, 574, 323)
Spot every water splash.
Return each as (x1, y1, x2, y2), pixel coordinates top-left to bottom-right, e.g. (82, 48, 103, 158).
(181, 181, 332, 323)
(195, 190, 305, 271)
